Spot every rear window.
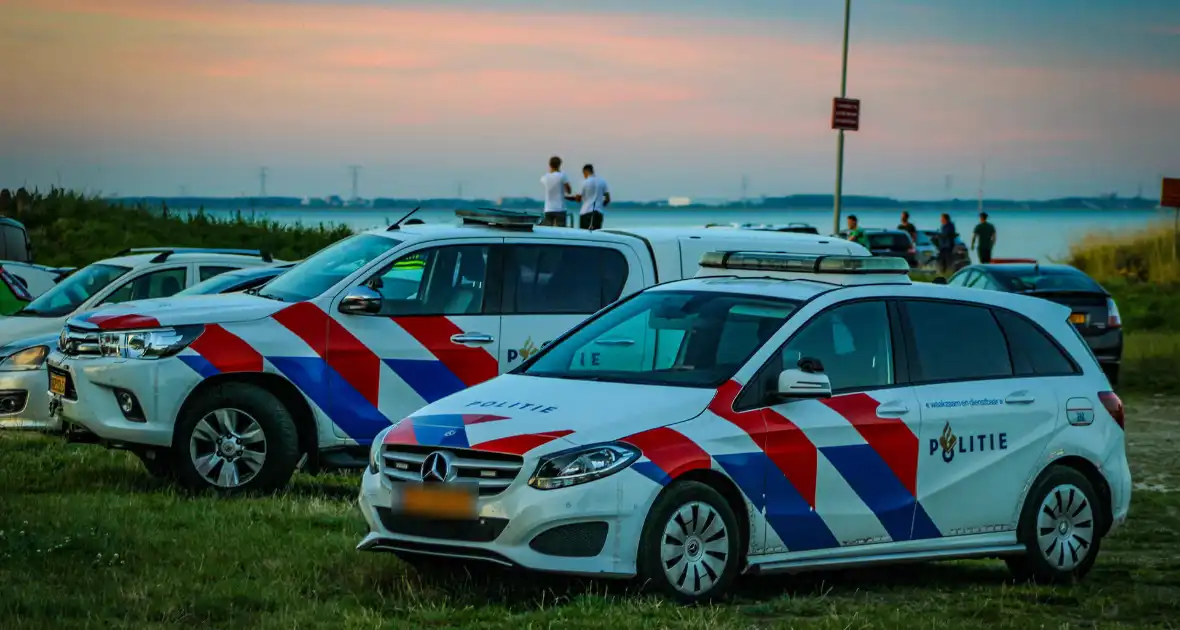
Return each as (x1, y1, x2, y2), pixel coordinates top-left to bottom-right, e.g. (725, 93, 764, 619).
(992, 268, 1103, 293)
(867, 233, 910, 249)
(0, 224, 29, 262)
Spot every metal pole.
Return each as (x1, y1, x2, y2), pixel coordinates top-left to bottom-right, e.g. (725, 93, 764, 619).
(831, 0, 852, 236)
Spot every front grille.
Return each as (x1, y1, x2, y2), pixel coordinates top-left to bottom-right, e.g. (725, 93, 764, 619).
(59, 326, 101, 357)
(375, 508, 509, 542)
(529, 522, 609, 557)
(381, 444, 524, 497)
(47, 366, 77, 400)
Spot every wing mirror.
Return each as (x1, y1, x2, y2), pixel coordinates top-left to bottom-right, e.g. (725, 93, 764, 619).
(774, 357, 832, 399)
(338, 286, 383, 315)
(931, 276, 948, 285)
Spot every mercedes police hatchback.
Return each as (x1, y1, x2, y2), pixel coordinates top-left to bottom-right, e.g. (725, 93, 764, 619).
(357, 251, 1131, 603)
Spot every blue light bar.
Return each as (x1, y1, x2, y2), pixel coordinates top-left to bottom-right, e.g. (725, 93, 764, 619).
(699, 251, 910, 274)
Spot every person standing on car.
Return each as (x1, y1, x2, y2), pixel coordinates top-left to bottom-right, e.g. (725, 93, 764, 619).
(972, 212, 996, 263)
(575, 164, 610, 230)
(540, 156, 572, 227)
(937, 213, 957, 275)
(897, 211, 917, 242)
(845, 215, 869, 248)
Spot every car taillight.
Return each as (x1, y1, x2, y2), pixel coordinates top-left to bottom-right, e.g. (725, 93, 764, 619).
(1098, 391, 1124, 429)
(1106, 297, 1121, 328)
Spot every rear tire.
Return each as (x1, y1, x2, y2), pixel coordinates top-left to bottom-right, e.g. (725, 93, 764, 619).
(637, 481, 742, 604)
(1006, 466, 1103, 584)
(172, 382, 300, 495)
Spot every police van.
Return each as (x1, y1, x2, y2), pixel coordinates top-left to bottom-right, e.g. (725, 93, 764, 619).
(356, 249, 1130, 602)
(46, 209, 869, 491)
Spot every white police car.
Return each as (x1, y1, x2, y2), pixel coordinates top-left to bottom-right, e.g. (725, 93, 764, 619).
(357, 251, 1130, 602)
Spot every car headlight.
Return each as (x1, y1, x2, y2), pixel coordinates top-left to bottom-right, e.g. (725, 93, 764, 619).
(0, 345, 49, 371)
(98, 325, 204, 360)
(370, 424, 396, 474)
(527, 442, 640, 490)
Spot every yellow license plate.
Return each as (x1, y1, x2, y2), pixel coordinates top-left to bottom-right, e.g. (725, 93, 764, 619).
(1069, 313, 1087, 325)
(394, 484, 476, 519)
(49, 373, 67, 396)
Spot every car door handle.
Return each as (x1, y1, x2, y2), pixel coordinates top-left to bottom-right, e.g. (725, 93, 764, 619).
(450, 332, 495, 345)
(1005, 392, 1036, 404)
(876, 403, 910, 416)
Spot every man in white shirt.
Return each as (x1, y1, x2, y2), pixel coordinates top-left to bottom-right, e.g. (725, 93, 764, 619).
(576, 163, 610, 230)
(539, 156, 572, 227)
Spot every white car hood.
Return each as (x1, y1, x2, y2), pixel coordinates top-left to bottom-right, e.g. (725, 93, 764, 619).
(0, 315, 67, 346)
(67, 293, 287, 330)
(384, 374, 718, 456)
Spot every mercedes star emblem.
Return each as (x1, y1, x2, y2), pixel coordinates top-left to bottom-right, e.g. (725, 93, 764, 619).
(421, 450, 454, 483)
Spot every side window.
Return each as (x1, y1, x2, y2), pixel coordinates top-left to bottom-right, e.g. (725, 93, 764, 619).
(200, 265, 239, 283)
(993, 309, 1077, 376)
(905, 300, 1012, 382)
(368, 245, 490, 316)
(977, 274, 1002, 291)
(502, 245, 627, 315)
(779, 301, 893, 392)
(947, 271, 974, 287)
(102, 267, 188, 304)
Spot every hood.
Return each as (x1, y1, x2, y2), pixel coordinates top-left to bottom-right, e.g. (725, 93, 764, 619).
(0, 332, 58, 357)
(67, 293, 287, 330)
(382, 374, 718, 456)
(0, 315, 66, 346)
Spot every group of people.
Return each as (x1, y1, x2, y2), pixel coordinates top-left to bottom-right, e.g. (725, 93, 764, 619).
(844, 210, 998, 272)
(540, 156, 611, 230)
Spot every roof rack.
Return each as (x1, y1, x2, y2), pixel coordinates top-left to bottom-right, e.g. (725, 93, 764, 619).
(114, 247, 274, 263)
(455, 207, 541, 231)
(697, 250, 912, 285)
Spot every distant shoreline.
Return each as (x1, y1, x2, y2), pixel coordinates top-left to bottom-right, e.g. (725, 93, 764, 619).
(113, 194, 1164, 213)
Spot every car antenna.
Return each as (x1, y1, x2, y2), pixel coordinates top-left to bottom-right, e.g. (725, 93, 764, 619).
(386, 206, 421, 231)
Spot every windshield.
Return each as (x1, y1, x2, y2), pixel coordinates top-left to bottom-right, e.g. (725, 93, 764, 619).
(176, 269, 276, 296)
(867, 233, 910, 249)
(993, 269, 1104, 293)
(257, 234, 402, 303)
(15, 263, 130, 317)
(522, 290, 801, 387)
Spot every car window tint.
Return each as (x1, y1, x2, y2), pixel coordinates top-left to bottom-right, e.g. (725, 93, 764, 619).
(906, 300, 1012, 382)
(993, 309, 1076, 376)
(371, 245, 489, 316)
(503, 245, 627, 314)
(1, 225, 28, 261)
(947, 270, 974, 287)
(102, 267, 188, 304)
(779, 301, 893, 391)
(199, 265, 239, 282)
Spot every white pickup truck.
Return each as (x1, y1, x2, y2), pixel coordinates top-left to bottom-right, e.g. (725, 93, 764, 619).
(50, 208, 871, 493)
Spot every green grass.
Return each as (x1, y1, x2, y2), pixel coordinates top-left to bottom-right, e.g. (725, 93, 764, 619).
(2, 398, 1179, 629)
(1067, 220, 1180, 286)
(11, 189, 353, 268)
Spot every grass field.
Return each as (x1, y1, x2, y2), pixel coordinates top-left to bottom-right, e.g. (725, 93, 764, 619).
(2, 397, 1178, 629)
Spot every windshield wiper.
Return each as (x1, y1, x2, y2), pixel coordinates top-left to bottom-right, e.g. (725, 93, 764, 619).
(255, 291, 286, 302)
(12, 308, 43, 316)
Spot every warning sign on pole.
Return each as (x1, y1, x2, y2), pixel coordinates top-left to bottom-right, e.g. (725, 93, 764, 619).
(832, 98, 861, 131)
(1162, 177, 1180, 208)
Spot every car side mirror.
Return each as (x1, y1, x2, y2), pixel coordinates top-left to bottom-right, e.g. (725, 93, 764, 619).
(932, 277, 948, 285)
(775, 368, 832, 399)
(338, 286, 383, 315)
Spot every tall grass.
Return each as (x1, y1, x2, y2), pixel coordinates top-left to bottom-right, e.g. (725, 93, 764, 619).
(1067, 218, 1180, 285)
(7, 188, 353, 268)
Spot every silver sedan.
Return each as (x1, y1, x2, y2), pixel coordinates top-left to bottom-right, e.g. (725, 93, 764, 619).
(0, 333, 59, 431)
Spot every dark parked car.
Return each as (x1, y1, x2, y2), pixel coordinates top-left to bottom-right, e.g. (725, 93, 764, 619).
(0, 217, 32, 263)
(838, 228, 920, 267)
(946, 262, 1122, 384)
(924, 229, 971, 272)
(174, 262, 296, 296)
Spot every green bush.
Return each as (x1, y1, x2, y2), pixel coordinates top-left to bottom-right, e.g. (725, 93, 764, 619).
(9, 189, 352, 268)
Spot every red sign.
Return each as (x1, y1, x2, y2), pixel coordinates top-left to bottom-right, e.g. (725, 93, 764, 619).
(832, 98, 861, 131)
(1162, 177, 1180, 208)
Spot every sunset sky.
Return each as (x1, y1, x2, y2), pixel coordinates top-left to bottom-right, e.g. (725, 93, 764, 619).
(1, 0, 1178, 200)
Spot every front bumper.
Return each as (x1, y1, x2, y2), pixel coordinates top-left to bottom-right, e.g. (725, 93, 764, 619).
(47, 352, 192, 448)
(0, 368, 56, 431)
(356, 466, 659, 578)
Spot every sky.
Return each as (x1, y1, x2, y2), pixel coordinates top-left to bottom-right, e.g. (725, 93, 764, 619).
(1, 0, 1178, 201)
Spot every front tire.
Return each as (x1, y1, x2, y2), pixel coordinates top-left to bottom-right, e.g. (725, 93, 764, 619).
(1006, 466, 1103, 584)
(172, 382, 300, 495)
(637, 481, 741, 604)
